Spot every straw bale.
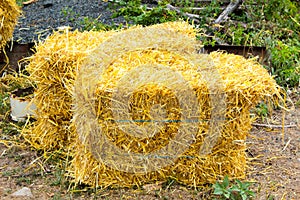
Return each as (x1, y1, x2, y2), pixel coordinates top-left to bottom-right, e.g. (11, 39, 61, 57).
(22, 30, 115, 150)
(23, 21, 196, 151)
(0, 0, 20, 49)
(23, 21, 282, 187)
(69, 25, 280, 187)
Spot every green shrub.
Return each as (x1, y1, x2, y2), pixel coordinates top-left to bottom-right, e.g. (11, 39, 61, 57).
(111, 0, 179, 26)
(107, 0, 300, 87)
(268, 38, 300, 87)
(213, 176, 255, 200)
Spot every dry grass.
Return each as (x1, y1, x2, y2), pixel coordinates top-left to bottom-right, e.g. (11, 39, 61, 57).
(0, 0, 20, 49)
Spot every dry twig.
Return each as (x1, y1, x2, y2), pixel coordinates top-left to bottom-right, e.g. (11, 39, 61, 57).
(166, 4, 200, 23)
(23, 0, 38, 5)
(214, 0, 241, 24)
(252, 123, 297, 129)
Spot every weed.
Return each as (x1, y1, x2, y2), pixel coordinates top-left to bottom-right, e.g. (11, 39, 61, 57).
(61, 7, 78, 22)
(16, 0, 28, 7)
(295, 99, 300, 108)
(1, 121, 25, 136)
(16, 176, 32, 185)
(213, 176, 255, 200)
(267, 38, 300, 88)
(0, 93, 10, 115)
(51, 192, 63, 200)
(50, 169, 65, 186)
(2, 168, 21, 177)
(162, 177, 175, 190)
(111, 0, 179, 26)
(199, 0, 300, 88)
(255, 102, 269, 122)
(79, 16, 120, 31)
(267, 194, 275, 200)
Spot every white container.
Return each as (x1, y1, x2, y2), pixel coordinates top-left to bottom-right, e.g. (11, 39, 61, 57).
(10, 87, 36, 122)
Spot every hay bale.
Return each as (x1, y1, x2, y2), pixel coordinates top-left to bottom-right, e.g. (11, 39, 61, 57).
(23, 21, 196, 150)
(22, 30, 115, 150)
(23, 21, 282, 187)
(69, 40, 281, 187)
(0, 0, 20, 49)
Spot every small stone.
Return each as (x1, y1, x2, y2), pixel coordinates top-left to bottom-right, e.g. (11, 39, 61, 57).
(142, 181, 164, 191)
(11, 187, 33, 197)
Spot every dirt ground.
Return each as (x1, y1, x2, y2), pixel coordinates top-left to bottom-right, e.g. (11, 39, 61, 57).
(0, 93, 299, 200)
(246, 101, 300, 200)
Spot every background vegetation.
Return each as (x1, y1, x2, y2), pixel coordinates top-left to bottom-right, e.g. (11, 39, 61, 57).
(104, 0, 300, 89)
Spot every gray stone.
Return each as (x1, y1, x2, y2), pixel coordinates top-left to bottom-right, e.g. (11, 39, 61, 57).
(11, 187, 33, 197)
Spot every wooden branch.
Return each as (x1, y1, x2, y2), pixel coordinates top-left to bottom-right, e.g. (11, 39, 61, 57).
(252, 123, 297, 129)
(166, 4, 200, 18)
(214, 0, 241, 24)
(166, 4, 200, 23)
(193, 0, 230, 2)
(23, 0, 38, 5)
(187, 6, 226, 11)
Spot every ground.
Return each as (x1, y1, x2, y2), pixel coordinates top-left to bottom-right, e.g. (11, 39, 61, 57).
(0, 96, 299, 199)
(13, 0, 125, 44)
(246, 101, 300, 200)
(2, 0, 300, 199)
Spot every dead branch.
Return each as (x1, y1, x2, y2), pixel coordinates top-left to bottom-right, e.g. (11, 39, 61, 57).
(252, 123, 297, 129)
(23, 0, 38, 5)
(214, 0, 241, 24)
(166, 4, 200, 23)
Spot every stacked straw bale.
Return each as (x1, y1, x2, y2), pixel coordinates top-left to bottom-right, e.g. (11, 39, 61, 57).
(0, 0, 20, 49)
(23, 21, 282, 187)
(70, 49, 281, 187)
(23, 22, 196, 151)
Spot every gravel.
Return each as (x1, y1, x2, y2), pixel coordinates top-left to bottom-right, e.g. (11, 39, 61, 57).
(13, 0, 126, 44)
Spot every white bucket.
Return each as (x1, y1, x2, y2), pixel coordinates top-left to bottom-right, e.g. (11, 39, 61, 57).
(10, 87, 36, 122)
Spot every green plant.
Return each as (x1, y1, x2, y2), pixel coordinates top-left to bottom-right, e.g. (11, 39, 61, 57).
(61, 7, 78, 22)
(111, 0, 179, 26)
(295, 98, 300, 108)
(79, 16, 120, 31)
(242, 0, 300, 88)
(16, 0, 28, 7)
(16, 177, 32, 185)
(212, 0, 299, 88)
(50, 169, 65, 186)
(255, 102, 269, 121)
(0, 93, 10, 115)
(213, 176, 255, 200)
(267, 38, 300, 88)
(51, 192, 63, 200)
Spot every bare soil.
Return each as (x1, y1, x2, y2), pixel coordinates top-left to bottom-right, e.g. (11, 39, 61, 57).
(246, 103, 300, 200)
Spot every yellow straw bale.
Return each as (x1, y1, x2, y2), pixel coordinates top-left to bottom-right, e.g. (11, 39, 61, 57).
(23, 21, 282, 187)
(23, 30, 118, 150)
(70, 23, 280, 187)
(23, 21, 196, 150)
(0, 0, 20, 49)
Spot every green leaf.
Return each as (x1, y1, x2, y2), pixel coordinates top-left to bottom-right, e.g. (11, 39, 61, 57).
(213, 187, 224, 195)
(223, 176, 230, 188)
(223, 190, 231, 199)
(241, 192, 248, 200)
(247, 190, 255, 197)
(230, 185, 240, 192)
